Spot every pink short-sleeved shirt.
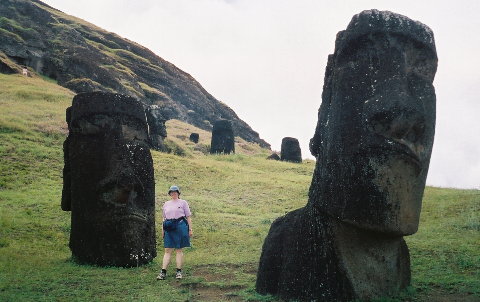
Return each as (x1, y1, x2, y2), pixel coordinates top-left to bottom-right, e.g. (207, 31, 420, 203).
(162, 199, 192, 220)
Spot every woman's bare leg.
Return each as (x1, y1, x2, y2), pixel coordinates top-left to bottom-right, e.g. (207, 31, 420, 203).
(162, 248, 174, 269)
(175, 249, 184, 269)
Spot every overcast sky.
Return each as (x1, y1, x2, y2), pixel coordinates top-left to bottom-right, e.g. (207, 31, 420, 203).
(41, 0, 480, 189)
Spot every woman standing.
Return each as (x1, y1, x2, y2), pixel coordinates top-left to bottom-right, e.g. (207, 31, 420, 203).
(157, 185, 193, 280)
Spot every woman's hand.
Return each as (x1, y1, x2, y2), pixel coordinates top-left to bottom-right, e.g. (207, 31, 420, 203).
(162, 230, 165, 238)
(189, 229, 193, 237)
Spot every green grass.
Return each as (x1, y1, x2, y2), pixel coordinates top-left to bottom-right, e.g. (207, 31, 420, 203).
(0, 73, 478, 301)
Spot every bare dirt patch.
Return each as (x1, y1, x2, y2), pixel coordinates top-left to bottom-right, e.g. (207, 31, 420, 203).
(172, 263, 258, 301)
(417, 289, 480, 302)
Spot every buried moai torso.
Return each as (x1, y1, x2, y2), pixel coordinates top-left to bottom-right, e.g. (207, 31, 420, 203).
(210, 120, 235, 154)
(256, 10, 437, 301)
(61, 92, 156, 267)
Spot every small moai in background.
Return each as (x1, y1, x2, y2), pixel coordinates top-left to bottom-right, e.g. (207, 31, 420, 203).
(280, 137, 302, 163)
(145, 105, 167, 151)
(266, 153, 280, 160)
(62, 92, 156, 267)
(189, 133, 199, 143)
(210, 120, 235, 154)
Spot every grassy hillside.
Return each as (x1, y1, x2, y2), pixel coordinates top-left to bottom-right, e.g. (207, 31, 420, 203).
(0, 0, 270, 147)
(0, 73, 479, 302)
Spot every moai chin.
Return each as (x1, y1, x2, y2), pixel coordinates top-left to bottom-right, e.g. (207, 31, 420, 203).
(210, 120, 235, 154)
(61, 92, 156, 267)
(257, 10, 437, 301)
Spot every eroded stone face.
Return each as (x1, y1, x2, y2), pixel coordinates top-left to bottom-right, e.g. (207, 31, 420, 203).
(310, 26, 437, 236)
(62, 92, 156, 267)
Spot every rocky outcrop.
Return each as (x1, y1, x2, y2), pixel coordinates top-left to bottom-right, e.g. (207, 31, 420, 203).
(257, 10, 437, 301)
(62, 92, 156, 267)
(210, 120, 235, 154)
(280, 137, 302, 163)
(0, 0, 270, 148)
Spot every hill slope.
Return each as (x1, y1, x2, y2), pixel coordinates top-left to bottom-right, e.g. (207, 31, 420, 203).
(0, 74, 479, 301)
(0, 0, 270, 148)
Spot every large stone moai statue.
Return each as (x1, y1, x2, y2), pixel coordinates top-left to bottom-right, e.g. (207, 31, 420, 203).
(61, 92, 157, 267)
(256, 10, 437, 301)
(280, 137, 302, 163)
(145, 105, 167, 151)
(210, 120, 235, 154)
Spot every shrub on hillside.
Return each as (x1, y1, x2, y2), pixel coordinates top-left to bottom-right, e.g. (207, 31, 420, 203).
(163, 139, 186, 157)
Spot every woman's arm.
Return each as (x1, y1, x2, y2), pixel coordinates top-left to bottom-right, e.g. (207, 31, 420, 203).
(187, 216, 193, 237)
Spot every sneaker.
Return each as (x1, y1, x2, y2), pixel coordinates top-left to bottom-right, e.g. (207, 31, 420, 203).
(175, 271, 183, 279)
(156, 271, 166, 280)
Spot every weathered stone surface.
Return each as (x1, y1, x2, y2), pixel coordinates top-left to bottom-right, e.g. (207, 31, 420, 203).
(189, 133, 199, 143)
(257, 10, 437, 301)
(266, 153, 280, 160)
(210, 120, 235, 154)
(145, 105, 167, 151)
(280, 137, 302, 163)
(61, 92, 156, 267)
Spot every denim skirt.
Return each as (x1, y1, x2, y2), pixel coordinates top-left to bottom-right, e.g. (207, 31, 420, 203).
(164, 219, 190, 249)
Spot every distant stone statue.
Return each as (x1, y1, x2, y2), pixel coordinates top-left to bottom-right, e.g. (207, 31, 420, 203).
(61, 92, 156, 267)
(266, 153, 280, 160)
(280, 137, 302, 163)
(210, 120, 235, 154)
(189, 133, 199, 143)
(145, 105, 167, 151)
(256, 10, 437, 301)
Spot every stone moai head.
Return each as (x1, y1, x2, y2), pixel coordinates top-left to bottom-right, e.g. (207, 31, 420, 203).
(280, 137, 302, 163)
(145, 105, 167, 151)
(61, 92, 156, 267)
(308, 10, 437, 236)
(189, 133, 199, 143)
(210, 120, 235, 154)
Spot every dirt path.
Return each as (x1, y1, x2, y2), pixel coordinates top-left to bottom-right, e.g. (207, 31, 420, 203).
(173, 265, 479, 302)
(173, 263, 257, 302)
